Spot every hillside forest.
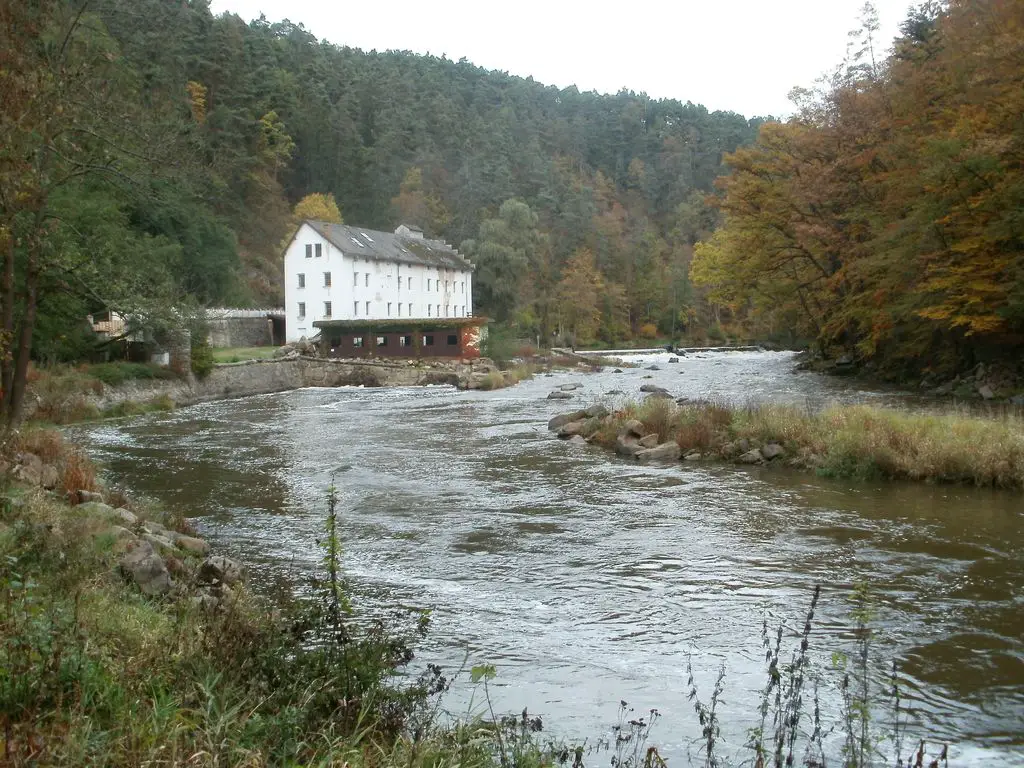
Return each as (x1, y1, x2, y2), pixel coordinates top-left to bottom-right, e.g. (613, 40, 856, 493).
(1, 0, 1022, 426)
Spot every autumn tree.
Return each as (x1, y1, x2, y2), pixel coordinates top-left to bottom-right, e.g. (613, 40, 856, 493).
(555, 249, 604, 343)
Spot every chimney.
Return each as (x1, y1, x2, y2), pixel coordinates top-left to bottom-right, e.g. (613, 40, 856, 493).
(395, 223, 424, 240)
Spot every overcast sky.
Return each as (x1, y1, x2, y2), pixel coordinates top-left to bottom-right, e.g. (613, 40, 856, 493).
(209, 0, 912, 118)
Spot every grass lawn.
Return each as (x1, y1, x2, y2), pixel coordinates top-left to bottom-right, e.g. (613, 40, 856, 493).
(212, 346, 278, 363)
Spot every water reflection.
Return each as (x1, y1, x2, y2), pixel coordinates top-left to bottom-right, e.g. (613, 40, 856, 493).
(67, 352, 1024, 766)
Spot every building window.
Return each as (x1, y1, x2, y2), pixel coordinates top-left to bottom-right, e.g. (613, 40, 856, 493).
(447, 334, 458, 346)
(408, 303, 413, 316)
(353, 301, 359, 316)
(399, 335, 412, 347)
(297, 302, 305, 319)
(305, 244, 312, 258)
(353, 336, 364, 348)
(353, 272, 359, 286)
(398, 303, 402, 317)
(376, 336, 387, 347)
(297, 273, 305, 288)
(461, 282, 465, 293)
(445, 305, 449, 316)
(427, 278, 432, 291)
(445, 281, 450, 292)
(462, 306, 467, 316)
(436, 305, 440, 317)
(365, 301, 370, 314)
(387, 302, 392, 317)
(324, 272, 331, 287)
(365, 273, 370, 287)
(324, 302, 332, 318)
(427, 305, 432, 317)
(407, 276, 412, 289)
(329, 336, 341, 349)
(315, 243, 322, 257)
(423, 335, 434, 346)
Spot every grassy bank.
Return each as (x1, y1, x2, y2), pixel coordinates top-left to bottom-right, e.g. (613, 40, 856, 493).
(2, 432, 957, 766)
(586, 398, 1024, 489)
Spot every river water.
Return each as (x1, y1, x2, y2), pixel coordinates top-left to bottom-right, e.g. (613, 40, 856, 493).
(68, 351, 1023, 765)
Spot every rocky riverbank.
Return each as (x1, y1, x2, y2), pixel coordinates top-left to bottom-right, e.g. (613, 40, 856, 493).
(548, 396, 1024, 489)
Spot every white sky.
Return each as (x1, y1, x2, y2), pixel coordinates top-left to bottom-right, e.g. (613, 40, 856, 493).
(209, 0, 912, 118)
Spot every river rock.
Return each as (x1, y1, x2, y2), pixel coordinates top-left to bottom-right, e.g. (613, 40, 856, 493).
(761, 443, 786, 461)
(119, 539, 172, 596)
(585, 403, 610, 419)
(143, 532, 176, 552)
(645, 391, 673, 400)
(76, 501, 116, 519)
(684, 452, 702, 461)
(199, 556, 244, 586)
(548, 411, 587, 430)
(646, 365, 661, 371)
(636, 441, 682, 463)
(737, 449, 763, 464)
(142, 519, 168, 535)
(606, 389, 623, 395)
(621, 419, 646, 438)
(113, 508, 138, 526)
(668, 357, 679, 363)
(638, 434, 660, 448)
(613, 369, 623, 373)
(547, 391, 574, 400)
(569, 435, 587, 445)
(639, 384, 667, 393)
(173, 534, 211, 556)
(557, 420, 587, 438)
(560, 383, 582, 391)
(615, 435, 643, 456)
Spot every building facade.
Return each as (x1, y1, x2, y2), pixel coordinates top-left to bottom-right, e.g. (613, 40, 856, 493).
(283, 221, 475, 343)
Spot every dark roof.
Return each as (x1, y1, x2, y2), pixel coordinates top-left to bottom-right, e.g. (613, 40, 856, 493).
(305, 221, 474, 271)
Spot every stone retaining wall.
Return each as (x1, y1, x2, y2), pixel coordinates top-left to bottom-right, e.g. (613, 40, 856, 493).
(88, 356, 492, 411)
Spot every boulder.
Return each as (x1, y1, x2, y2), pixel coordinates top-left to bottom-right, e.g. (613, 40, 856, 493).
(645, 365, 661, 371)
(569, 435, 587, 445)
(143, 532, 176, 552)
(173, 534, 211, 556)
(638, 434, 660, 448)
(559, 383, 582, 391)
(142, 520, 168, 535)
(636, 441, 682, 463)
(645, 391, 674, 400)
(621, 419, 646, 438)
(13, 453, 44, 486)
(77, 489, 104, 504)
(585, 403, 610, 419)
(668, 357, 679, 363)
(684, 452, 702, 461)
(977, 384, 995, 400)
(548, 411, 587, 431)
(119, 539, 173, 596)
(760, 443, 786, 461)
(113, 508, 138, 526)
(557, 420, 587, 438)
(615, 435, 643, 456)
(198, 556, 244, 586)
(613, 369, 623, 373)
(190, 593, 221, 612)
(76, 501, 116, 519)
(606, 390, 624, 395)
(639, 384, 667, 393)
(737, 449, 763, 464)
(39, 464, 60, 490)
(547, 391, 574, 400)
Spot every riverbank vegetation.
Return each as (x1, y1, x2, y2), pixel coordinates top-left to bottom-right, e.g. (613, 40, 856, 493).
(1, 435, 956, 766)
(692, 0, 1024, 385)
(582, 398, 1024, 489)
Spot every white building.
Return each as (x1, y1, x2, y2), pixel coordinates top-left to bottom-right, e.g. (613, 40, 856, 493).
(282, 221, 475, 343)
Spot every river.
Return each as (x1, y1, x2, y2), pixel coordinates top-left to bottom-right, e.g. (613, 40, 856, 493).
(68, 351, 1024, 766)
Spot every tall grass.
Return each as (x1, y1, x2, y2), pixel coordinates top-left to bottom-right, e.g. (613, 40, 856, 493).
(590, 400, 1024, 489)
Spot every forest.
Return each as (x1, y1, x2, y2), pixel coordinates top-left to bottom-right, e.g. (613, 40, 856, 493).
(2, 0, 1022, 429)
(693, 0, 1024, 380)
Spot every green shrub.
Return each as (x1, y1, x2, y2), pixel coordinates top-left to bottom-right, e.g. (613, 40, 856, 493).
(190, 336, 215, 379)
(86, 362, 176, 386)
